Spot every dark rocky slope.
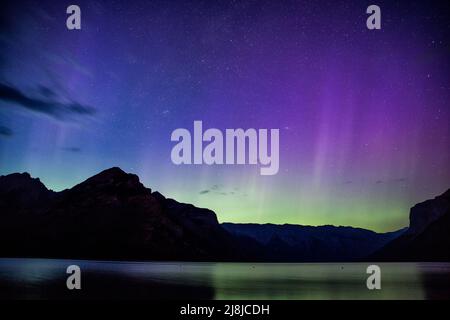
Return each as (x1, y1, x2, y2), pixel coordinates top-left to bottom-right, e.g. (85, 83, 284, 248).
(0, 168, 245, 261)
(373, 189, 450, 261)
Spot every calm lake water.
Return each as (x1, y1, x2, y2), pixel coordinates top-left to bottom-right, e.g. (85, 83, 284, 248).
(0, 259, 449, 300)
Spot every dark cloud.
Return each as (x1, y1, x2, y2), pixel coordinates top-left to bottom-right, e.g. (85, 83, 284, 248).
(62, 147, 81, 153)
(0, 126, 13, 137)
(200, 185, 222, 195)
(199, 184, 242, 196)
(374, 178, 408, 185)
(38, 85, 57, 98)
(373, 178, 408, 185)
(0, 83, 95, 120)
(0, 4, 13, 38)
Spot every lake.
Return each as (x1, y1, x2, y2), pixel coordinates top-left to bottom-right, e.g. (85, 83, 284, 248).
(0, 259, 449, 299)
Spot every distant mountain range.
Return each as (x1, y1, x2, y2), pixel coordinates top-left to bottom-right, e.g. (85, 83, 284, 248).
(0, 167, 448, 261)
(223, 223, 404, 261)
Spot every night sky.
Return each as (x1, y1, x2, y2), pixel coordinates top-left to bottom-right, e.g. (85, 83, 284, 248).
(0, 0, 449, 232)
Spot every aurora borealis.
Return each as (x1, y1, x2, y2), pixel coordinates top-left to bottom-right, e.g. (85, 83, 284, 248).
(0, 0, 449, 232)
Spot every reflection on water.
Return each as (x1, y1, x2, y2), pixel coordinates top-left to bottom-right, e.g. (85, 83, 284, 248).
(0, 259, 449, 300)
(212, 263, 428, 300)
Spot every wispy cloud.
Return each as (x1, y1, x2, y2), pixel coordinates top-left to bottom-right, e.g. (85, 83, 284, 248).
(199, 185, 245, 197)
(62, 147, 82, 153)
(38, 85, 57, 99)
(374, 178, 408, 185)
(0, 126, 12, 137)
(0, 83, 95, 120)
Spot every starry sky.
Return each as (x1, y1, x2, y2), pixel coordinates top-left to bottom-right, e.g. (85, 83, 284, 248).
(0, 0, 449, 232)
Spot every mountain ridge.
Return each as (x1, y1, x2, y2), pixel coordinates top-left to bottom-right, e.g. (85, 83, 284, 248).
(222, 222, 405, 261)
(372, 188, 450, 261)
(0, 167, 447, 261)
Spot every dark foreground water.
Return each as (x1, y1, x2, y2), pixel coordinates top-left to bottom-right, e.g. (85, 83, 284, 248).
(0, 259, 449, 300)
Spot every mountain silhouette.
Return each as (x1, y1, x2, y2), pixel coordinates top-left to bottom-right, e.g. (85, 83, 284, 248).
(0, 168, 448, 261)
(373, 189, 450, 261)
(0, 168, 242, 261)
(223, 223, 404, 261)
